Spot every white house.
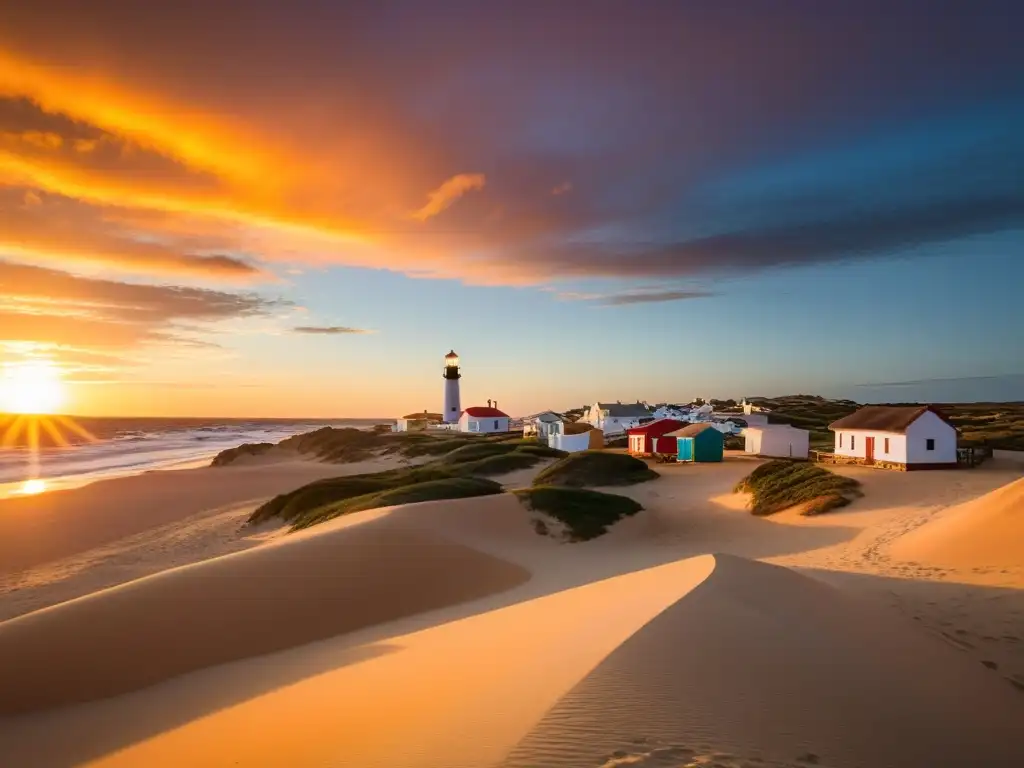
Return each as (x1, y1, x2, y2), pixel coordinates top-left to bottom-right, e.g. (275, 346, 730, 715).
(459, 405, 510, 434)
(744, 424, 810, 459)
(522, 411, 564, 440)
(828, 405, 958, 470)
(549, 421, 604, 452)
(653, 404, 691, 421)
(581, 402, 652, 435)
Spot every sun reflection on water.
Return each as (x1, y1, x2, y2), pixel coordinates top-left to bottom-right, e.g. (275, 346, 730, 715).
(19, 478, 46, 495)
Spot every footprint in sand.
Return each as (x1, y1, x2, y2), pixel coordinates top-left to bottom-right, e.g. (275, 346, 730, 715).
(981, 660, 1000, 670)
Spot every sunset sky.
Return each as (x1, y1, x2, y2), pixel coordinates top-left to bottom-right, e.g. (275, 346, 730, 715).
(1, 1, 1022, 417)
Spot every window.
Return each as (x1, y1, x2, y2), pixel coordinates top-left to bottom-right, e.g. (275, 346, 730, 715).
(493, 420, 499, 430)
(850, 435, 856, 450)
(884, 437, 890, 453)
(839, 433, 843, 448)
(450, 406, 456, 412)
(926, 438, 935, 451)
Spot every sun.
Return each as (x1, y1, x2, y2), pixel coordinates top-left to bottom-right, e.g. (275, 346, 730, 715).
(0, 360, 66, 415)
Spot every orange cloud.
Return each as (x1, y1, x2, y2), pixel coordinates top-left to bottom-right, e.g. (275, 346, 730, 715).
(551, 181, 572, 195)
(411, 173, 486, 222)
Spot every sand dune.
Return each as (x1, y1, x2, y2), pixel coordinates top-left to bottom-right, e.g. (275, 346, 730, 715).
(3, 553, 1021, 768)
(502, 554, 1024, 768)
(0, 501, 530, 715)
(0, 457, 400, 576)
(890, 475, 1024, 570)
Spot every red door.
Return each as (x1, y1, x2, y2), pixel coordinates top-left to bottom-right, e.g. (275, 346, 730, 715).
(864, 436, 875, 464)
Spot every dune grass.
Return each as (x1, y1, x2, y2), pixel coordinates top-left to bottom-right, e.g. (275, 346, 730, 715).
(513, 444, 569, 458)
(514, 486, 643, 541)
(249, 434, 557, 530)
(439, 442, 519, 464)
(452, 452, 542, 477)
(209, 442, 274, 467)
(533, 450, 658, 488)
(734, 459, 862, 516)
(291, 477, 504, 530)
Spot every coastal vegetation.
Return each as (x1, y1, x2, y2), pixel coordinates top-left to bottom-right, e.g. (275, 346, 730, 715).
(209, 442, 274, 466)
(734, 459, 862, 516)
(247, 437, 561, 530)
(533, 451, 658, 488)
(514, 487, 643, 541)
(291, 477, 503, 530)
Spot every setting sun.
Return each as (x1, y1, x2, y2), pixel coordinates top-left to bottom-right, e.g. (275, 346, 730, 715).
(0, 361, 66, 415)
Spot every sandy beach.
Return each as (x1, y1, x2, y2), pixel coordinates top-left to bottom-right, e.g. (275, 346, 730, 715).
(1, 451, 1023, 767)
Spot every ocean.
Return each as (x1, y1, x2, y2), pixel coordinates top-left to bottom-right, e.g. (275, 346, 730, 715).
(0, 417, 391, 497)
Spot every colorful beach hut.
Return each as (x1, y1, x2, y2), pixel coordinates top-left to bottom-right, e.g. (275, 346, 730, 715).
(668, 423, 724, 463)
(627, 418, 686, 456)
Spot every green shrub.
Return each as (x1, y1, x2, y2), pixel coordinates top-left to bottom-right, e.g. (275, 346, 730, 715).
(210, 442, 274, 467)
(514, 486, 643, 541)
(534, 451, 658, 488)
(735, 459, 861, 516)
(292, 477, 503, 530)
(248, 465, 456, 525)
(453, 452, 541, 477)
(399, 437, 469, 457)
(439, 442, 518, 465)
(514, 444, 569, 459)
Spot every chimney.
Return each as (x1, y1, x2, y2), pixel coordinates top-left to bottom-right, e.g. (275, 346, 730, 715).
(494, 400, 498, 410)
(487, 398, 492, 408)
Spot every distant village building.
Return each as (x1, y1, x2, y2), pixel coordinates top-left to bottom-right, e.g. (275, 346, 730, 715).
(667, 423, 725, 463)
(522, 411, 564, 441)
(744, 424, 810, 459)
(581, 401, 653, 435)
(549, 421, 604, 452)
(627, 418, 687, 456)
(827, 405, 958, 470)
(459, 401, 510, 434)
(653, 404, 691, 421)
(394, 411, 443, 432)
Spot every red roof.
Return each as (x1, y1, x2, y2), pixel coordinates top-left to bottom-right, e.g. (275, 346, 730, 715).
(463, 406, 509, 418)
(627, 418, 686, 436)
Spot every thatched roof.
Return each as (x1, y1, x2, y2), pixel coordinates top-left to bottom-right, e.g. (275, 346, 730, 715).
(563, 422, 599, 435)
(829, 405, 955, 434)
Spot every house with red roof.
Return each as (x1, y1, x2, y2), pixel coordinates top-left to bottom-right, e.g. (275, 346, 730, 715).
(458, 399, 510, 434)
(627, 418, 687, 456)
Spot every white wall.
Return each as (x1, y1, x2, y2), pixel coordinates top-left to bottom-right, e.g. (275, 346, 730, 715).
(746, 427, 809, 459)
(458, 414, 509, 434)
(833, 430, 908, 462)
(905, 410, 958, 464)
(551, 431, 592, 453)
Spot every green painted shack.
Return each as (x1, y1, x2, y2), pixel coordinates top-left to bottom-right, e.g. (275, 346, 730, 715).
(668, 423, 724, 463)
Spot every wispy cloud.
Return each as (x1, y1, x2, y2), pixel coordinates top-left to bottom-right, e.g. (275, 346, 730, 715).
(551, 181, 572, 196)
(555, 287, 716, 305)
(411, 173, 486, 222)
(292, 325, 373, 335)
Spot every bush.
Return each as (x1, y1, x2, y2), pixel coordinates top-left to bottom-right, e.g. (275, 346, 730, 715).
(210, 442, 274, 466)
(439, 442, 518, 465)
(734, 459, 861, 516)
(399, 438, 469, 457)
(453, 452, 541, 477)
(292, 477, 504, 530)
(534, 451, 658, 488)
(514, 486, 643, 541)
(514, 444, 569, 459)
(248, 465, 456, 525)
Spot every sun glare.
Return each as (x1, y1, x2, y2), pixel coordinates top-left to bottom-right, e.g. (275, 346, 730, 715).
(0, 360, 65, 415)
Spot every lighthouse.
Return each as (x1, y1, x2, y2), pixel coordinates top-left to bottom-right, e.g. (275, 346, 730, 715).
(442, 350, 462, 423)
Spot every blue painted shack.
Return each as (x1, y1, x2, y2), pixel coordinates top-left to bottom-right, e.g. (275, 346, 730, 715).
(668, 423, 724, 463)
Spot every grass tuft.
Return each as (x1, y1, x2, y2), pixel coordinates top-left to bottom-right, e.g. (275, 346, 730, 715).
(734, 459, 861, 516)
(514, 486, 643, 541)
(533, 451, 658, 488)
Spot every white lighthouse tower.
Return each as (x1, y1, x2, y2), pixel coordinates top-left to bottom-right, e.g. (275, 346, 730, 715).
(442, 350, 462, 423)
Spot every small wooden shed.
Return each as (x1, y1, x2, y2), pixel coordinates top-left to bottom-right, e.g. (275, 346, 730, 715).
(627, 418, 686, 456)
(668, 423, 724, 463)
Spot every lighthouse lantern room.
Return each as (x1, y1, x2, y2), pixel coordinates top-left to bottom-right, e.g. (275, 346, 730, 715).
(442, 350, 462, 423)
